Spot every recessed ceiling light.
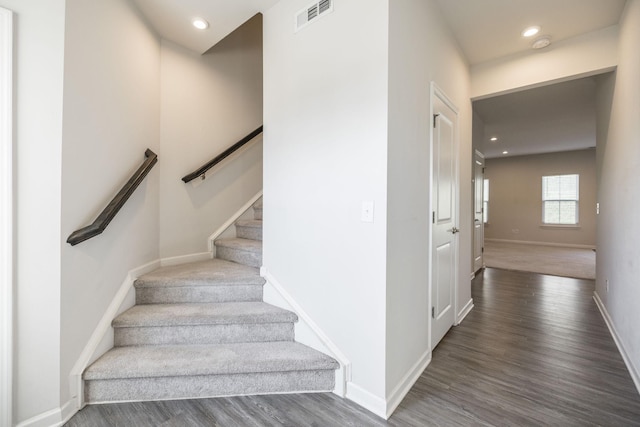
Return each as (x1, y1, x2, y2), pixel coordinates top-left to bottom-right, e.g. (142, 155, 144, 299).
(490, 137, 498, 141)
(502, 151, 509, 155)
(522, 26, 540, 38)
(192, 18, 209, 30)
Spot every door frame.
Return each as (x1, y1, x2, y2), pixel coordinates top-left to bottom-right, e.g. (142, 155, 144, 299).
(473, 149, 485, 274)
(0, 7, 13, 427)
(429, 82, 460, 349)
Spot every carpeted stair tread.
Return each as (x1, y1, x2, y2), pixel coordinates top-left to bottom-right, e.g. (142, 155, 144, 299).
(236, 219, 262, 228)
(84, 341, 339, 380)
(113, 302, 297, 327)
(215, 238, 262, 252)
(235, 219, 263, 241)
(135, 259, 264, 288)
(215, 238, 262, 267)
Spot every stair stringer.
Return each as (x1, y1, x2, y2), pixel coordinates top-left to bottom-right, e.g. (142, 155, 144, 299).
(260, 267, 350, 397)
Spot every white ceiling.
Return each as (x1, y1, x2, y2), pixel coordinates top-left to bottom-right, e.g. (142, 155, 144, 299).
(473, 76, 602, 159)
(131, 0, 627, 159)
(435, 0, 626, 65)
(132, 0, 279, 54)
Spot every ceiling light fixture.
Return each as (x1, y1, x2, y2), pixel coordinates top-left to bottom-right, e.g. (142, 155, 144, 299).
(522, 26, 540, 38)
(192, 18, 209, 30)
(502, 151, 509, 155)
(490, 137, 498, 141)
(532, 36, 552, 49)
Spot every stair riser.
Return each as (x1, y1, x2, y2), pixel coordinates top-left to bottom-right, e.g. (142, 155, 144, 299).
(236, 225, 262, 241)
(114, 323, 294, 346)
(216, 246, 262, 268)
(85, 370, 335, 403)
(135, 285, 263, 304)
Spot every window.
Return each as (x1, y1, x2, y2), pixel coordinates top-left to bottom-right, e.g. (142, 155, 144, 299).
(542, 174, 579, 225)
(483, 179, 489, 223)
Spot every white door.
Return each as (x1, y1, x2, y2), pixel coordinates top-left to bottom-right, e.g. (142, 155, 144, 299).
(473, 150, 485, 273)
(430, 86, 458, 350)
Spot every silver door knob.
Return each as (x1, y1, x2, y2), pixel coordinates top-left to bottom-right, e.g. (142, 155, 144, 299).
(448, 227, 460, 234)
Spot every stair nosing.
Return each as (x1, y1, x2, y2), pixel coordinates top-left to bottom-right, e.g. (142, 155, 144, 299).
(113, 302, 297, 328)
(84, 342, 339, 380)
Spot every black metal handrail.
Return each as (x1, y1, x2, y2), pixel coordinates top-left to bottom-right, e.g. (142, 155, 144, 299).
(181, 126, 263, 183)
(67, 149, 158, 246)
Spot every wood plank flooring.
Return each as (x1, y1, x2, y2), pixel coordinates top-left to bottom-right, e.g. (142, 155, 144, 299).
(65, 268, 640, 426)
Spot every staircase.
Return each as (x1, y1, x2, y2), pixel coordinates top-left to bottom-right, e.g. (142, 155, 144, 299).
(83, 199, 338, 403)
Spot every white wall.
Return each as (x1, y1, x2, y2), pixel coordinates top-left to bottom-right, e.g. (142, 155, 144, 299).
(595, 0, 640, 387)
(484, 150, 597, 247)
(60, 0, 160, 412)
(471, 25, 618, 100)
(386, 0, 472, 414)
(159, 15, 263, 258)
(263, 0, 390, 410)
(0, 0, 66, 424)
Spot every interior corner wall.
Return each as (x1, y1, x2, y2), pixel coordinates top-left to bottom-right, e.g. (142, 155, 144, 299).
(595, 0, 640, 384)
(484, 150, 596, 247)
(471, 25, 619, 100)
(0, 0, 66, 424)
(60, 0, 160, 409)
(385, 0, 472, 408)
(263, 0, 390, 409)
(159, 15, 263, 258)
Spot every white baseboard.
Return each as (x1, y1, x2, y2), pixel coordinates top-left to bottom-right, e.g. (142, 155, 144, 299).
(593, 291, 640, 394)
(160, 251, 212, 267)
(208, 190, 263, 252)
(16, 398, 75, 427)
(260, 267, 351, 397)
(385, 350, 431, 419)
(456, 298, 474, 325)
(68, 259, 160, 412)
(485, 238, 595, 250)
(345, 382, 387, 419)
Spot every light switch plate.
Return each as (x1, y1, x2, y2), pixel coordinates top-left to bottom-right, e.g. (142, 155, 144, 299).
(361, 201, 374, 222)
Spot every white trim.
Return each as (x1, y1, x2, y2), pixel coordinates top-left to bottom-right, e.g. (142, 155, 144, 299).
(0, 8, 12, 427)
(345, 382, 387, 419)
(456, 298, 474, 325)
(485, 238, 595, 250)
(69, 259, 160, 411)
(160, 251, 212, 267)
(14, 398, 72, 427)
(593, 292, 640, 394)
(260, 267, 351, 397)
(208, 190, 263, 251)
(385, 350, 431, 419)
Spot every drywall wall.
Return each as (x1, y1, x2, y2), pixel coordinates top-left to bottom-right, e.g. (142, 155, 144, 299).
(386, 0, 472, 413)
(0, 0, 66, 424)
(159, 15, 263, 258)
(263, 0, 389, 412)
(60, 0, 160, 411)
(484, 149, 596, 247)
(595, 0, 640, 387)
(471, 25, 618, 100)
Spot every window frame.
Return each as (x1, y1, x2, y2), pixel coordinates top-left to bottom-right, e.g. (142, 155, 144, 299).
(541, 174, 580, 226)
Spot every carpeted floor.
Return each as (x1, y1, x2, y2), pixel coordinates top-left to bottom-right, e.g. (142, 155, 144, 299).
(483, 240, 596, 280)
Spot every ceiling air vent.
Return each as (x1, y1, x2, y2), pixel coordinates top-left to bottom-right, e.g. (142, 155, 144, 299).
(295, 0, 333, 32)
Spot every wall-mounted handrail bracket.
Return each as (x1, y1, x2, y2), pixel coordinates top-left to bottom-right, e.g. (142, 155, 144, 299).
(67, 149, 158, 246)
(181, 125, 263, 183)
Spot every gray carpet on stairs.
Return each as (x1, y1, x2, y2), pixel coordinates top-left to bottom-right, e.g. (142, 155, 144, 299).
(84, 198, 338, 404)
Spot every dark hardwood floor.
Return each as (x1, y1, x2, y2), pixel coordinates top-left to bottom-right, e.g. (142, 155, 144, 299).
(65, 268, 640, 426)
